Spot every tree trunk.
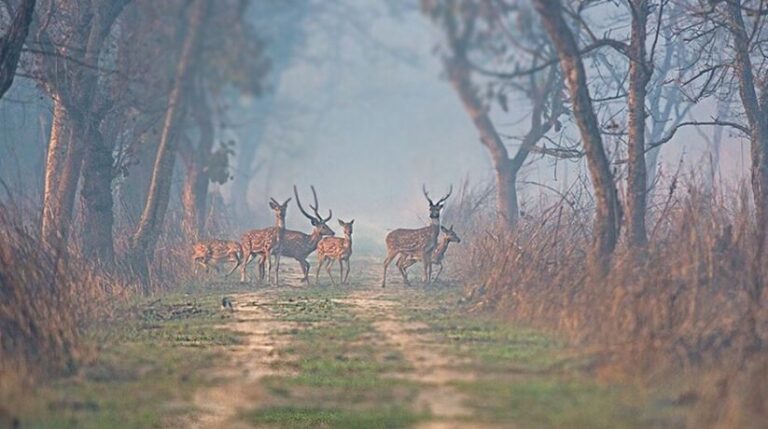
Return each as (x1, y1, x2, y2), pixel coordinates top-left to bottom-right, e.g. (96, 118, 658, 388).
(41, 100, 71, 247)
(626, 0, 650, 247)
(181, 86, 214, 241)
(534, 0, 621, 275)
(80, 123, 115, 265)
(726, 0, 768, 346)
(130, 0, 210, 285)
(0, 0, 35, 99)
(447, 58, 518, 229)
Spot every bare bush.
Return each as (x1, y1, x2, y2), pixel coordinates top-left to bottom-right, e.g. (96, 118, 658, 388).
(0, 206, 118, 394)
(452, 178, 767, 427)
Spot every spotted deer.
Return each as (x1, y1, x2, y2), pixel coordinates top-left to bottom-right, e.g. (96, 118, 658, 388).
(192, 239, 243, 277)
(316, 219, 354, 286)
(258, 185, 335, 283)
(396, 225, 461, 284)
(381, 185, 452, 288)
(240, 197, 291, 285)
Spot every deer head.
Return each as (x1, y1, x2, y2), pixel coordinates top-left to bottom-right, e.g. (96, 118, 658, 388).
(269, 197, 291, 226)
(440, 224, 461, 243)
(423, 184, 453, 220)
(338, 219, 354, 237)
(294, 185, 334, 237)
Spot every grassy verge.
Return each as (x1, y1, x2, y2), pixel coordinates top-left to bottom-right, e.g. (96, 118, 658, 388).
(11, 288, 244, 429)
(401, 288, 686, 429)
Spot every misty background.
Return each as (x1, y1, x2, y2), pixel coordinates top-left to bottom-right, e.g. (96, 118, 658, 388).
(0, 0, 750, 247)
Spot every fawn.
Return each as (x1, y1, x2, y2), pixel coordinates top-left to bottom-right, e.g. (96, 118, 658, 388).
(396, 225, 461, 284)
(316, 219, 354, 286)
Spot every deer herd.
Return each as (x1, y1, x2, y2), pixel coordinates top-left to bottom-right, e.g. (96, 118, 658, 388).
(192, 185, 458, 287)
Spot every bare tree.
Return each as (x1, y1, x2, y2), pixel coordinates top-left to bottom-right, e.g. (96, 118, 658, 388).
(129, 0, 210, 283)
(423, 0, 566, 230)
(34, 0, 129, 259)
(533, 0, 622, 274)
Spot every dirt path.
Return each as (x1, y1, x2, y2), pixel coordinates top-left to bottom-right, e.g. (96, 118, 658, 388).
(191, 291, 300, 429)
(187, 278, 498, 428)
(340, 290, 494, 429)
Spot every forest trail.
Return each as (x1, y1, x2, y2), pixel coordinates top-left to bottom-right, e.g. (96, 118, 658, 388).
(188, 261, 500, 429)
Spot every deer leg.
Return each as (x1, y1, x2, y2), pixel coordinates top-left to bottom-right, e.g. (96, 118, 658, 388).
(298, 258, 310, 283)
(315, 256, 325, 285)
(274, 252, 281, 286)
(240, 253, 251, 282)
(225, 256, 241, 278)
(326, 258, 337, 287)
(343, 258, 351, 284)
(381, 251, 397, 288)
(338, 259, 344, 284)
(396, 256, 411, 287)
(433, 262, 444, 282)
(423, 252, 432, 285)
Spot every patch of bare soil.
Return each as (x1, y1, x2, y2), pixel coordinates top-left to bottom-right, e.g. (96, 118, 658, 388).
(189, 291, 299, 429)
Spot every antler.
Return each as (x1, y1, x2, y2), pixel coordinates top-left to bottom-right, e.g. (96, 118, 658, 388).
(310, 185, 332, 222)
(293, 185, 316, 221)
(436, 185, 453, 205)
(422, 184, 435, 205)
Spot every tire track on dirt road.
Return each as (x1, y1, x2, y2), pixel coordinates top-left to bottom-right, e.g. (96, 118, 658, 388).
(340, 289, 497, 429)
(190, 291, 300, 429)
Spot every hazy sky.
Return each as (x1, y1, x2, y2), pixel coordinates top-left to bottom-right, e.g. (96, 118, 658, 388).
(231, 3, 491, 243)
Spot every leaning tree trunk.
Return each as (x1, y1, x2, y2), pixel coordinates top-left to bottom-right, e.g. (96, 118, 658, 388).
(534, 0, 621, 275)
(42, 106, 84, 253)
(41, 99, 72, 247)
(626, 0, 650, 248)
(447, 57, 518, 230)
(0, 0, 35, 99)
(130, 0, 210, 286)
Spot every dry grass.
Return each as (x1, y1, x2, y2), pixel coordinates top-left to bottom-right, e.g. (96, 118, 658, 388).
(0, 208, 115, 396)
(447, 177, 767, 428)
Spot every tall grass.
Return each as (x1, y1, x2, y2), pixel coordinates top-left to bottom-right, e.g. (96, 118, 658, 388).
(0, 208, 115, 395)
(447, 177, 767, 428)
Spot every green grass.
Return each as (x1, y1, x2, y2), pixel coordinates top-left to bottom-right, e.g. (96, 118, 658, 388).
(399, 290, 683, 429)
(244, 405, 422, 429)
(14, 292, 243, 429)
(453, 379, 658, 429)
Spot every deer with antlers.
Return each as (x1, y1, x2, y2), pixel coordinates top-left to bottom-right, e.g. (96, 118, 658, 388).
(256, 185, 335, 283)
(381, 185, 452, 288)
(316, 219, 354, 286)
(192, 239, 243, 277)
(240, 197, 291, 285)
(396, 225, 461, 285)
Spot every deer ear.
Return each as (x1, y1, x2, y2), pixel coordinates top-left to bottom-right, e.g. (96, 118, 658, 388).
(441, 225, 449, 233)
(269, 201, 278, 209)
(349, 219, 354, 225)
(338, 219, 344, 226)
